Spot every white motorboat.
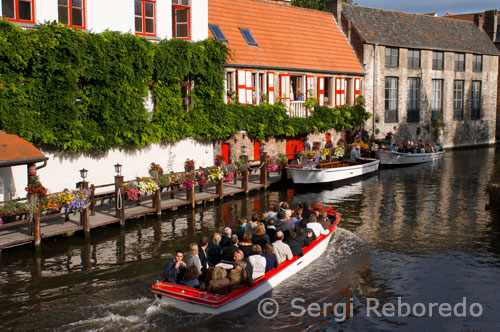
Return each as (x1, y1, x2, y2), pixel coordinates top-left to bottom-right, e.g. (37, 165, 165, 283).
(286, 159, 379, 184)
(152, 210, 341, 314)
(377, 150, 445, 165)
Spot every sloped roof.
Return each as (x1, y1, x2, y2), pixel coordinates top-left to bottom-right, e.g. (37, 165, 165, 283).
(342, 4, 500, 55)
(208, 0, 364, 75)
(0, 131, 47, 167)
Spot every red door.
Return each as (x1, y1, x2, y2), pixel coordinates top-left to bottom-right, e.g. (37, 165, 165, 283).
(325, 133, 331, 145)
(221, 143, 230, 164)
(253, 141, 260, 160)
(286, 137, 304, 159)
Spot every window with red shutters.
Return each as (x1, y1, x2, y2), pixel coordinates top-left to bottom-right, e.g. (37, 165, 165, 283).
(2, 0, 35, 24)
(317, 77, 325, 106)
(135, 0, 155, 36)
(58, 0, 85, 29)
(172, 0, 190, 40)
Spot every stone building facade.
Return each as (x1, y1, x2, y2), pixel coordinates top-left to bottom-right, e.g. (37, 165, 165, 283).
(328, 0, 500, 148)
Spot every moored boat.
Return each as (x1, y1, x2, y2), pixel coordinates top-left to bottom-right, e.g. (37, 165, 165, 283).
(377, 150, 445, 165)
(286, 158, 379, 184)
(151, 210, 341, 314)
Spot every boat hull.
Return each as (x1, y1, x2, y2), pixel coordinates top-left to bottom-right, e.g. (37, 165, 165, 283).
(287, 159, 379, 184)
(377, 150, 444, 165)
(152, 214, 340, 314)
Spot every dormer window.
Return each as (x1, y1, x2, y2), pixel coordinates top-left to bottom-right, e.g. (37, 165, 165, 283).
(209, 23, 227, 42)
(239, 28, 257, 46)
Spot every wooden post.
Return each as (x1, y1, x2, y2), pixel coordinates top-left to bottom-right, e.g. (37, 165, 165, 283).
(260, 152, 268, 187)
(217, 179, 224, 199)
(281, 166, 287, 183)
(90, 184, 96, 216)
(82, 239, 92, 272)
(115, 175, 124, 220)
(33, 195, 41, 250)
(155, 189, 161, 216)
(79, 181, 90, 238)
(187, 184, 195, 208)
(242, 155, 249, 192)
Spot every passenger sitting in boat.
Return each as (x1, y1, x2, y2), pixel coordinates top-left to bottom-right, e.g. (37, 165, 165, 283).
(238, 232, 254, 258)
(275, 210, 292, 239)
(198, 236, 210, 281)
(306, 215, 329, 238)
(434, 144, 440, 152)
(182, 265, 200, 289)
(222, 235, 239, 262)
(162, 250, 186, 284)
(266, 219, 277, 243)
(207, 266, 231, 295)
(230, 250, 253, 289)
(291, 208, 303, 227)
(301, 202, 313, 221)
(350, 145, 361, 161)
(285, 209, 295, 231)
(248, 213, 260, 234)
(207, 234, 223, 268)
(260, 212, 269, 225)
(184, 243, 202, 275)
(220, 227, 232, 248)
(318, 211, 331, 231)
(252, 222, 270, 249)
(236, 218, 248, 241)
(285, 231, 303, 257)
(262, 243, 278, 272)
(273, 231, 293, 264)
(248, 245, 266, 279)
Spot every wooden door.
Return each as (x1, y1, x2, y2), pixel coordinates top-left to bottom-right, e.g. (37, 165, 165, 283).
(221, 143, 230, 164)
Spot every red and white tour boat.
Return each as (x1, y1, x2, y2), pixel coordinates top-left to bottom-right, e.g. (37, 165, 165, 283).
(152, 208, 341, 314)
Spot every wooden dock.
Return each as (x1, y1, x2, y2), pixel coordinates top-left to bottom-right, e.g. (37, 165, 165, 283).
(0, 173, 283, 251)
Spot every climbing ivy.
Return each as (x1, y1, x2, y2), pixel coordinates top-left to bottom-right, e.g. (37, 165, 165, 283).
(0, 21, 370, 153)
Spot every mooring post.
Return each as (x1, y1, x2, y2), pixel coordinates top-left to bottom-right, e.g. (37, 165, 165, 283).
(217, 178, 224, 200)
(242, 155, 249, 192)
(188, 184, 195, 208)
(115, 175, 124, 226)
(155, 189, 162, 216)
(260, 152, 268, 187)
(78, 180, 90, 238)
(33, 195, 41, 251)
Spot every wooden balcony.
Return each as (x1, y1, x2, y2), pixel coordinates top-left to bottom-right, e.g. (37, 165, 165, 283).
(288, 101, 309, 118)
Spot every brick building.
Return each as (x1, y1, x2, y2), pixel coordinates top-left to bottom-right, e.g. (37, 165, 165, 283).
(328, 0, 500, 147)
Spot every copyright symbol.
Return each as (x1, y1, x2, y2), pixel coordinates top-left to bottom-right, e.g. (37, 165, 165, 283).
(258, 298, 279, 319)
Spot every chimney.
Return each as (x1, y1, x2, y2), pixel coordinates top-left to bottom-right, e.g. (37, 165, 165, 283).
(482, 10, 498, 42)
(325, 0, 342, 24)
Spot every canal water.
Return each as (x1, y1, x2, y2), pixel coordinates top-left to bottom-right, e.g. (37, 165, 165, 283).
(1, 148, 500, 331)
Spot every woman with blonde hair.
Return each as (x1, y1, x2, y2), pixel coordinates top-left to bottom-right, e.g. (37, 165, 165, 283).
(252, 222, 270, 249)
(207, 266, 231, 295)
(184, 243, 202, 274)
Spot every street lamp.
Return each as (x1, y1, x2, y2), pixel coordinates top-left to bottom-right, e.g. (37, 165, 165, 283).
(114, 163, 122, 176)
(261, 142, 266, 151)
(241, 145, 248, 154)
(79, 168, 88, 181)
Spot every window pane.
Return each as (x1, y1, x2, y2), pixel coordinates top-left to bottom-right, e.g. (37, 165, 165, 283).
(135, 17, 143, 32)
(58, 6, 69, 24)
(58, 0, 68, 5)
(172, 0, 179, 4)
(72, 0, 82, 7)
(72, 8, 83, 27)
(176, 9, 188, 23)
(145, 2, 154, 17)
(18, 0, 32, 20)
(181, 0, 189, 5)
(145, 18, 154, 33)
(135, 0, 142, 16)
(177, 23, 188, 38)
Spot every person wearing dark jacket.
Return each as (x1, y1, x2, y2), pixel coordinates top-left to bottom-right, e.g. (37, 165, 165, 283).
(261, 243, 278, 272)
(222, 235, 239, 262)
(252, 222, 271, 249)
(275, 210, 292, 239)
(162, 250, 186, 284)
(220, 227, 232, 248)
(238, 231, 254, 258)
(266, 219, 277, 243)
(198, 236, 210, 281)
(285, 231, 303, 257)
(207, 233, 223, 266)
(236, 219, 248, 241)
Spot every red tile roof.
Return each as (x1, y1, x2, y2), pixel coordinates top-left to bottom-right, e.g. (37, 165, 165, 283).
(208, 0, 364, 75)
(0, 131, 47, 167)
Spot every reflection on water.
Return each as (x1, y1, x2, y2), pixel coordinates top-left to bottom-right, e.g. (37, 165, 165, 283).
(1, 148, 500, 331)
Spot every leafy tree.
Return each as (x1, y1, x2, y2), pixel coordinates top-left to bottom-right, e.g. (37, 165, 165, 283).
(291, 0, 354, 11)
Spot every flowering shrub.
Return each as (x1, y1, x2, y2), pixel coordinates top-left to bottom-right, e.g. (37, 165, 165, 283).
(66, 189, 89, 213)
(181, 173, 195, 190)
(0, 217, 3, 226)
(196, 170, 208, 186)
(225, 171, 235, 183)
(25, 176, 48, 198)
(137, 177, 159, 193)
(50, 189, 89, 213)
(124, 184, 140, 201)
(149, 162, 163, 179)
(276, 154, 288, 168)
(207, 166, 224, 182)
(320, 148, 330, 161)
(0, 198, 36, 216)
(42, 194, 60, 211)
(215, 155, 224, 166)
(184, 159, 195, 171)
(159, 173, 172, 187)
(333, 146, 345, 159)
(266, 158, 277, 172)
(300, 150, 317, 160)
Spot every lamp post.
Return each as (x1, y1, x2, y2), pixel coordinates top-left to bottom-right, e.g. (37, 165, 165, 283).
(78, 168, 90, 238)
(241, 146, 249, 192)
(261, 142, 266, 152)
(114, 163, 122, 176)
(241, 145, 248, 155)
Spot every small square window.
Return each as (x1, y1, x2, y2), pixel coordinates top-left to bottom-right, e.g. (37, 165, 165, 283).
(239, 28, 257, 46)
(209, 24, 227, 42)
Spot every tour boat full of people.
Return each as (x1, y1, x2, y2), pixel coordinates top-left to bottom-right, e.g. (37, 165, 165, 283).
(377, 141, 445, 165)
(151, 202, 341, 314)
(286, 144, 379, 185)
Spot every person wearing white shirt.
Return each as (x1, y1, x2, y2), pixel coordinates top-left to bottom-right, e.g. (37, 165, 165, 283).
(306, 215, 329, 238)
(248, 245, 267, 279)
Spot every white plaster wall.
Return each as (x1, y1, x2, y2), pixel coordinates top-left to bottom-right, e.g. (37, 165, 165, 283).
(3, 139, 213, 197)
(191, 0, 208, 41)
(86, 0, 134, 34)
(157, 0, 173, 38)
(34, 0, 57, 24)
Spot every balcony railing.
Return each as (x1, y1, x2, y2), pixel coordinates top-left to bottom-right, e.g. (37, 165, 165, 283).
(288, 101, 309, 118)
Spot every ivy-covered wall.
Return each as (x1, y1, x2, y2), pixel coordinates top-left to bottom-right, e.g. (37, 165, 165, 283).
(0, 21, 370, 153)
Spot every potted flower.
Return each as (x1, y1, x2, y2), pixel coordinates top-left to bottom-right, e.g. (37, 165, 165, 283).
(149, 162, 163, 180)
(266, 156, 278, 173)
(159, 173, 172, 187)
(184, 159, 196, 172)
(124, 184, 140, 201)
(319, 147, 330, 161)
(214, 155, 224, 167)
(333, 146, 345, 160)
(276, 154, 288, 169)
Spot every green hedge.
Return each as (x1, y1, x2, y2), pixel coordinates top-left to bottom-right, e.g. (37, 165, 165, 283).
(0, 21, 370, 153)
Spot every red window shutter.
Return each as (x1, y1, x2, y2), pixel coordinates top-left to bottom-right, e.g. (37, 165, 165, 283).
(246, 70, 253, 105)
(318, 77, 325, 106)
(335, 77, 346, 107)
(354, 77, 361, 105)
(267, 72, 275, 104)
(280, 74, 290, 107)
(237, 69, 247, 104)
(306, 75, 314, 100)
(253, 141, 260, 160)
